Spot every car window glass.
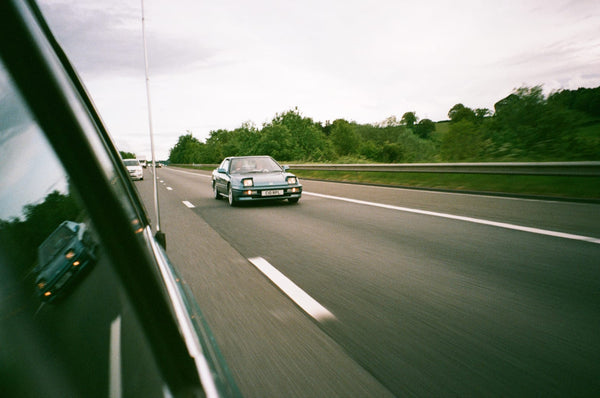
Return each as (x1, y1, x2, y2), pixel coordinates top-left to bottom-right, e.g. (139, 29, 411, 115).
(0, 57, 164, 397)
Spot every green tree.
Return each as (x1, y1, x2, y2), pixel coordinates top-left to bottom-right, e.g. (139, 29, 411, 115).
(168, 133, 205, 163)
(119, 151, 136, 159)
(401, 112, 417, 128)
(413, 118, 436, 139)
(269, 108, 330, 160)
(448, 104, 476, 123)
(491, 86, 577, 158)
(255, 124, 295, 161)
(330, 119, 360, 156)
(441, 120, 486, 161)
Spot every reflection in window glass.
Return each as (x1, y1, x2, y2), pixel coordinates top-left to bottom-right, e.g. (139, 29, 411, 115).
(0, 57, 130, 397)
(0, 38, 165, 395)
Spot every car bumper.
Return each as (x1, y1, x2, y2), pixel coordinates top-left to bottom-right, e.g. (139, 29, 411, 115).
(232, 186, 302, 202)
(129, 171, 143, 180)
(37, 254, 94, 301)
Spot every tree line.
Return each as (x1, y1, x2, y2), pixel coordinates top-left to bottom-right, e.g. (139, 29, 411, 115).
(169, 85, 600, 164)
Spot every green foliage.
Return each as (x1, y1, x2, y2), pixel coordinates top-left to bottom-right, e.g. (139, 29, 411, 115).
(330, 119, 360, 156)
(413, 118, 436, 139)
(448, 103, 477, 124)
(0, 190, 81, 272)
(119, 151, 136, 159)
(169, 133, 207, 163)
(401, 112, 417, 128)
(168, 85, 600, 164)
(441, 120, 487, 161)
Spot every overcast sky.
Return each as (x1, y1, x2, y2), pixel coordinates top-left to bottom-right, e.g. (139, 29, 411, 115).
(38, 0, 600, 160)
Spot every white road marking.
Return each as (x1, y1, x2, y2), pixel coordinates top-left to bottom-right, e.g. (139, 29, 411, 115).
(182, 200, 195, 208)
(166, 187, 173, 191)
(304, 192, 600, 245)
(248, 257, 335, 321)
(109, 316, 122, 398)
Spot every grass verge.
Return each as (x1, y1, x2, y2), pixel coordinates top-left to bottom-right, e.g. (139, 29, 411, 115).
(292, 170, 600, 201)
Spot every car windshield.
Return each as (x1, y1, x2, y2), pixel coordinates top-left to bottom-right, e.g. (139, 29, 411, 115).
(123, 159, 139, 166)
(37, 224, 74, 265)
(230, 157, 282, 174)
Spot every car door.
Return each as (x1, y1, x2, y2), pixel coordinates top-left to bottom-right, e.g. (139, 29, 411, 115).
(215, 158, 231, 195)
(0, 1, 239, 396)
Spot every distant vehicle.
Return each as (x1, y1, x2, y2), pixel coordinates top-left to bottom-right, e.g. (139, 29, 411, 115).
(35, 221, 96, 301)
(212, 155, 302, 206)
(139, 159, 147, 168)
(124, 158, 143, 180)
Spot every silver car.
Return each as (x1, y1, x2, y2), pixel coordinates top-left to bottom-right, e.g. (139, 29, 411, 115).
(124, 158, 144, 180)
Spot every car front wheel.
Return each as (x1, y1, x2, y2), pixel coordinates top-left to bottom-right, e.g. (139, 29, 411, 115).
(213, 181, 220, 199)
(228, 185, 237, 206)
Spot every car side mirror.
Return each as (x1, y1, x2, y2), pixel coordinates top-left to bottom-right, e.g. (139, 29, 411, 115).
(155, 231, 166, 250)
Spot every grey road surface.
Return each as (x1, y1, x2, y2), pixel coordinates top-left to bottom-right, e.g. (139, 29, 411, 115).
(136, 167, 600, 397)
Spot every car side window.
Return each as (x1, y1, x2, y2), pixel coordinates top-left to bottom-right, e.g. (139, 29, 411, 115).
(0, 57, 164, 397)
(222, 159, 230, 173)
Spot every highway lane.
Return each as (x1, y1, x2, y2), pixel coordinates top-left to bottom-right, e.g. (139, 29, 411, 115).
(139, 167, 600, 397)
(135, 168, 395, 398)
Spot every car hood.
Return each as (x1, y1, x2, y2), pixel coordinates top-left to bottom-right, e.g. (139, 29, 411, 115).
(36, 254, 70, 283)
(241, 172, 288, 187)
(126, 165, 142, 171)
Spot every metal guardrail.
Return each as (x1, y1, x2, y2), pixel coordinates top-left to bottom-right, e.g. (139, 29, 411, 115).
(287, 162, 600, 176)
(176, 162, 600, 177)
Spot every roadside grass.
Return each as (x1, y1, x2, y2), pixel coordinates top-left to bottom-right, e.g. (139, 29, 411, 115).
(292, 170, 600, 201)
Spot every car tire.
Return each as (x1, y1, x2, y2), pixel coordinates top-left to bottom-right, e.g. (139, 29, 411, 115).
(288, 198, 299, 204)
(213, 181, 220, 199)
(228, 185, 237, 206)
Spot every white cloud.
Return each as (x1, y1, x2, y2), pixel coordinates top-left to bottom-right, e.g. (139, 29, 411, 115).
(38, 0, 600, 160)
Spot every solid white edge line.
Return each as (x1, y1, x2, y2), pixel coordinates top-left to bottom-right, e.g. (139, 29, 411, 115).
(304, 192, 600, 245)
(248, 257, 335, 321)
(109, 316, 122, 398)
(182, 200, 195, 208)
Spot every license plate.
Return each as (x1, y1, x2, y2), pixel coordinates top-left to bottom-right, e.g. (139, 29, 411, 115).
(261, 190, 284, 196)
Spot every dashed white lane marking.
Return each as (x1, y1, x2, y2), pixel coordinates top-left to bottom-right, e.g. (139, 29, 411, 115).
(304, 192, 600, 245)
(166, 187, 173, 191)
(182, 201, 195, 208)
(249, 257, 335, 322)
(109, 316, 122, 398)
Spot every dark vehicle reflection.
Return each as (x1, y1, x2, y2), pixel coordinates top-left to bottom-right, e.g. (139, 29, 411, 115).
(212, 155, 302, 206)
(35, 220, 96, 301)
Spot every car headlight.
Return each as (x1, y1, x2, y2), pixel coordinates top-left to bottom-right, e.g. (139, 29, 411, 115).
(242, 178, 253, 187)
(286, 176, 297, 184)
(65, 249, 75, 259)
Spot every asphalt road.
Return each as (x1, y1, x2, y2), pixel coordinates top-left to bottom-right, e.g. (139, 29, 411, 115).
(136, 166, 600, 397)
